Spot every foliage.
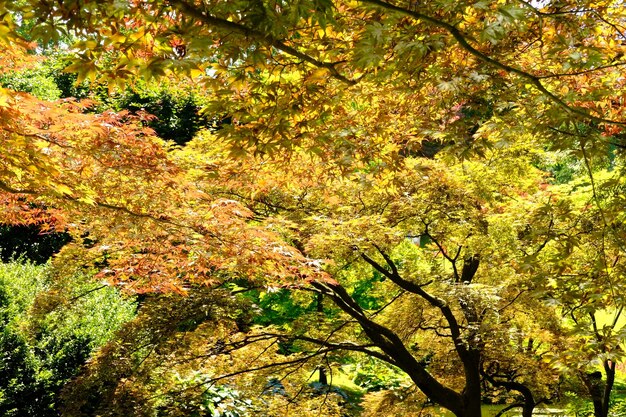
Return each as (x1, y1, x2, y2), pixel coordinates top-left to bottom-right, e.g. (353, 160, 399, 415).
(58, 287, 242, 417)
(0, 67, 61, 101)
(156, 373, 253, 417)
(0, 261, 135, 417)
(567, 396, 626, 417)
(58, 285, 350, 417)
(2, 1, 626, 417)
(97, 81, 214, 146)
(250, 288, 318, 328)
(8, 0, 626, 161)
(39, 52, 91, 100)
(0, 224, 70, 264)
(351, 357, 409, 392)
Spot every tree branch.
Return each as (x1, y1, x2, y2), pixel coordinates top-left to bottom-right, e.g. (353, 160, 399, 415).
(359, 0, 626, 126)
(266, 333, 394, 364)
(361, 250, 441, 305)
(494, 403, 525, 417)
(460, 255, 480, 283)
(359, 247, 468, 360)
(423, 226, 461, 281)
(171, 0, 357, 85)
(146, 347, 344, 402)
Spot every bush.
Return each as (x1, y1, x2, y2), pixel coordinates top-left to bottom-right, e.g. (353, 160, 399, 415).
(0, 262, 135, 416)
(0, 68, 61, 101)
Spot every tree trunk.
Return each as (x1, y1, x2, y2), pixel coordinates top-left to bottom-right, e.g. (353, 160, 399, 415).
(521, 397, 535, 417)
(320, 252, 486, 417)
(585, 360, 618, 417)
(582, 371, 607, 417)
(462, 394, 483, 417)
(461, 351, 483, 417)
(601, 360, 616, 417)
(318, 366, 327, 385)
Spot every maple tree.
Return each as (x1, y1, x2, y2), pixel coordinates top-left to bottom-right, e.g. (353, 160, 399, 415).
(1, 1, 626, 417)
(193, 135, 564, 417)
(529, 164, 626, 417)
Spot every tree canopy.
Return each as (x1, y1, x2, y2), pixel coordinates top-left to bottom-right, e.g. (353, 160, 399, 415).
(1, 1, 626, 417)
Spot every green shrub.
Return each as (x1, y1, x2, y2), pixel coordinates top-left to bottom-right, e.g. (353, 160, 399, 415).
(0, 68, 61, 101)
(0, 261, 136, 416)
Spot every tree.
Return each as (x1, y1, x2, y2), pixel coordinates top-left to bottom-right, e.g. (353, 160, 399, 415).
(0, 37, 312, 288)
(97, 81, 214, 146)
(2, 1, 626, 417)
(530, 164, 626, 417)
(177, 133, 563, 417)
(12, 0, 626, 152)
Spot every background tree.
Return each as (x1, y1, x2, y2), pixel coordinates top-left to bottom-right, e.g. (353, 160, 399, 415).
(148, 132, 562, 417)
(529, 165, 626, 417)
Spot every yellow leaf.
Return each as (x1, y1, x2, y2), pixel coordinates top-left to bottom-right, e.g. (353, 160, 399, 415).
(78, 195, 97, 205)
(0, 88, 11, 107)
(304, 68, 328, 85)
(189, 68, 205, 78)
(54, 183, 74, 196)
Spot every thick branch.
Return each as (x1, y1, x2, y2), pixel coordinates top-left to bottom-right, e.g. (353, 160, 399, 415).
(460, 255, 480, 283)
(310, 280, 402, 351)
(361, 251, 444, 307)
(360, 245, 486, 410)
(482, 369, 537, 417)
(603, 360, 616, 417)
(483, 371, 535, 403)
(171, 0, 357, 85)
(310, 279, 465, 414)
(360, 250, 463, 345)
